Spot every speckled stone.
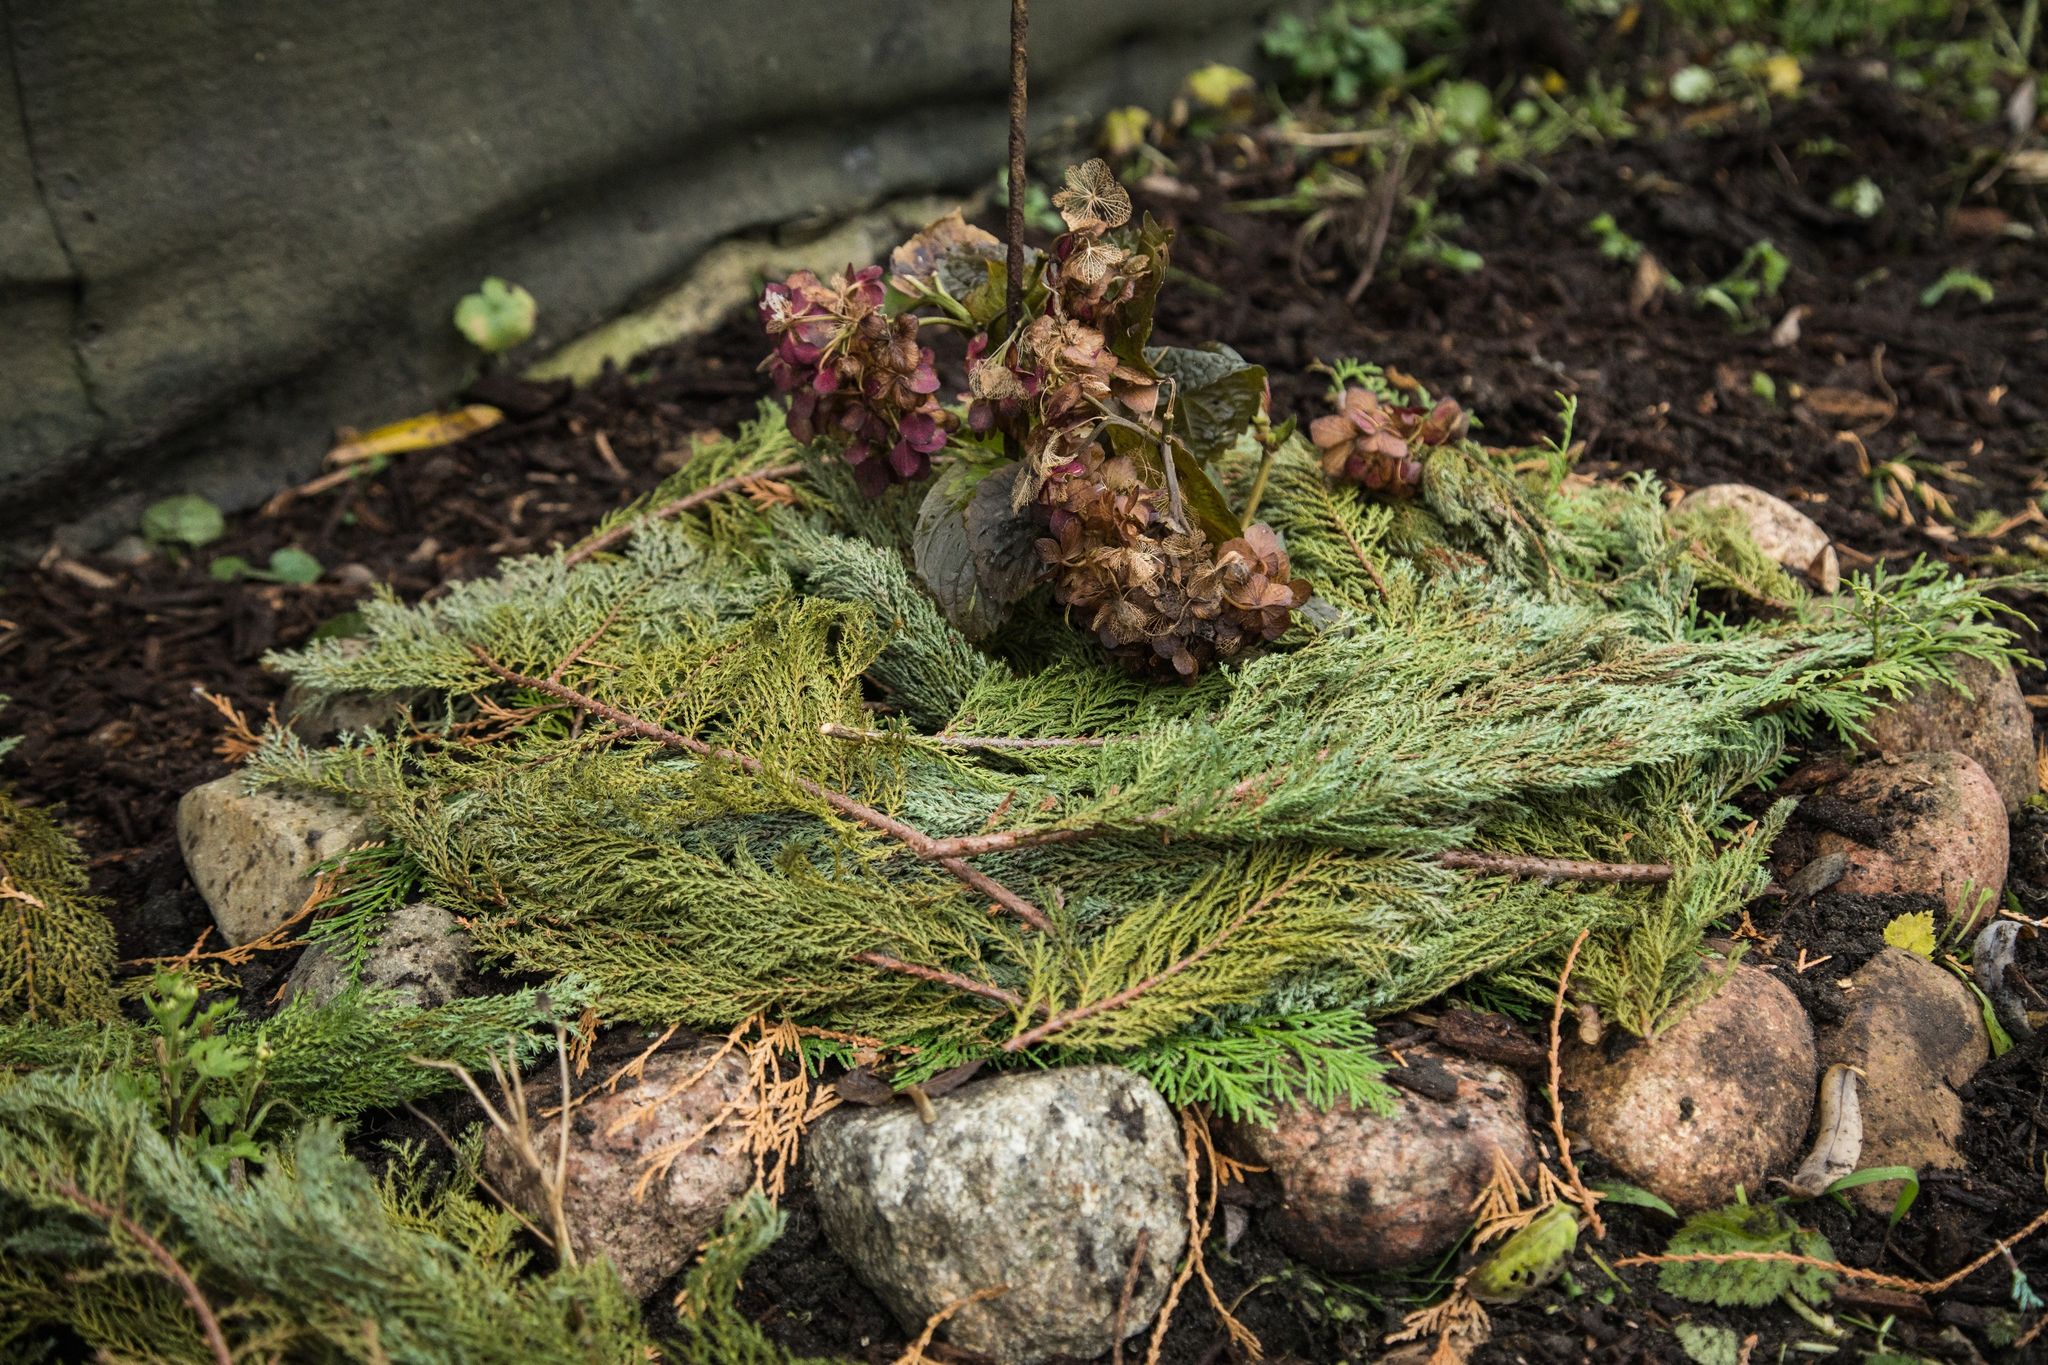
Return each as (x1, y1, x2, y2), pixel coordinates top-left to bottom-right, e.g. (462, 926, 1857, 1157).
(806, 1066, 1185, 1365)
(1859, 655, 2038, 815)
(175, 775, 369, 944)
(285, 900, 480, 1009)
(1821, 948, 1989, 1211)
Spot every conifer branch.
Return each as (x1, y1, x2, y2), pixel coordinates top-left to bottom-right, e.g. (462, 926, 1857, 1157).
(48, 1177, 234, 1365)
(1001, 863, 1317, 1053)
(854, 951, 1025, 1010)
(468, 649, 1055, 932)
(561, 461, 806, 567)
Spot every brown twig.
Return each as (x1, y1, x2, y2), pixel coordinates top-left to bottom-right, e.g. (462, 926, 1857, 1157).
(1004, 0, 1029, 344)
(48, 1177, 234, 1365)
(1615, 1204, 2048, 1295)
(855, 951, 1025, 1011)
(1002, 862, 1318, 1052)
(1111, 1227, 1152, 1365)
(1439, 851, 1671, 884)
(561, 461, 806, 567)
(891, 1284, 1009, 1365)
(1344, 142, 1411, 306)
(820, 722, 1108, 751)
(468, 648, 1053, 933)
(1547, 928, 1605, 1239)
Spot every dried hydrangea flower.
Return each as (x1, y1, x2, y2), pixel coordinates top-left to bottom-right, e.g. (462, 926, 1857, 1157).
(1051, 158, 1133, 233)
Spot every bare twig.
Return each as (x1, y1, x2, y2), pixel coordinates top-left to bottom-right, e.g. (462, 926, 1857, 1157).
(402, 1101, 557, 1249)
(47, 1177, 234, 1365)
(1616, 1204, 2048, 1294)
(411, 1030, 579, 1267)
(820, 722, 1108, 751)
(469, 649, 1053, 933)
(1111, 1227, 1152, 1365)
(1344, 142, 1411, 307)
(855, 951, 1025, 1011)
(1440, 850, 1674, 884)
(561, 461, 806, 567)
(1004, 0, 1029, 343)
(1547, 929, 1605, 1239)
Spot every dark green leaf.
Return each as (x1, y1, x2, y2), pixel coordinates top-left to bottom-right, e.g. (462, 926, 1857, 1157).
(913, 463, 1040, 642)
(1150, 343, 1268, 462)
(1101, 215, 1174, 368)
(264, 547, 325, 585)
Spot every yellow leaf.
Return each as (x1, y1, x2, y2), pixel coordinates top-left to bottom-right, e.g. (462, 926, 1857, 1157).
(1100, 106, 1152, 158)
(1762, 54, 1803, 97)
(1882, 910, 1936, 958)
(325, 405, 503, 468)
(1185, 63, 1254, 110)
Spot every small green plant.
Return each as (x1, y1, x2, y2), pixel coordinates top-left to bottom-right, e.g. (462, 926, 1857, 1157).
(1692, 240, 1790, 326)
(1399, 194, 1483, 274)
(1919, 268, 1994, 307)
(453, 276, 537, 355)
(1586, 211, 1646, 263)
(140, 493, 226, 550)
(1659, 1191, 1835, 1308)
(143, 970, 275, 1171)
(208, 546, 325, 585)
(1264, 2, 1408, 105)
(995, 164, 1066, 236)
(1830, 176, 1884, 218)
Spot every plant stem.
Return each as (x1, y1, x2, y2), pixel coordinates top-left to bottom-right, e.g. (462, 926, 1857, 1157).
(820, 722, 1107, 750)
(49, 1178, 233, 1365)
(854, 950, 1025, 1010)
(470, 648, 1054, 933)
(1004, 0, 1029, 343)
(561, 461, 806, 567)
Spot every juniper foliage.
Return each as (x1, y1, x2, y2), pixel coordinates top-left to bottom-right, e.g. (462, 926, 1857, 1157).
(0, 777, 118, 1026)
(0, 1068, 649, 1363)
(252, 397, 2028, 1095)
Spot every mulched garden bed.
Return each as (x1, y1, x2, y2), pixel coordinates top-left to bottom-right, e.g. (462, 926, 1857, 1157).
(2, 59, 2043, 1365)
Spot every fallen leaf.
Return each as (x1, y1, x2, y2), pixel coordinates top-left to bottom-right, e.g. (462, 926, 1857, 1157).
(1780, 1064, 1862, 1197)
(1797, 386, 1892, 429)
(325, 404, 503, 468)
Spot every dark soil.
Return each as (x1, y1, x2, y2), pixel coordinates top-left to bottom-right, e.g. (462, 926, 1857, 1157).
(2, 63, 2044, 1365)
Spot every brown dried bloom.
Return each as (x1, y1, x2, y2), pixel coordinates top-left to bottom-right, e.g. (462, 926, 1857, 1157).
(1309, 388, 1469, 496)
(1052, 158, 1133, 233)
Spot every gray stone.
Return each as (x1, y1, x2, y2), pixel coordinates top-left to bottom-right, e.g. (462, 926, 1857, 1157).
(285, 900, 480, 1009)
(2, 2, 1283, 548)
(176, 775, 370, 944)
(1220, 1043, 1535, 1273)
(1820, 948, 1990, 1212)
(807, 1065, 1185, 1365)
(483, 1036, 755, 1299)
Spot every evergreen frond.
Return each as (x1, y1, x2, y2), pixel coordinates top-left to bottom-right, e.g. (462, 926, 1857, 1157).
(0, 786, 117, 1025)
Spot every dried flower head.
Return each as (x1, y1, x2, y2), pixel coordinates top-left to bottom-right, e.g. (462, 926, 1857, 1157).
(1310, 388, 1468, 496)
(758, 264, 953, 495)
(1052, 158, 1133, 233)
